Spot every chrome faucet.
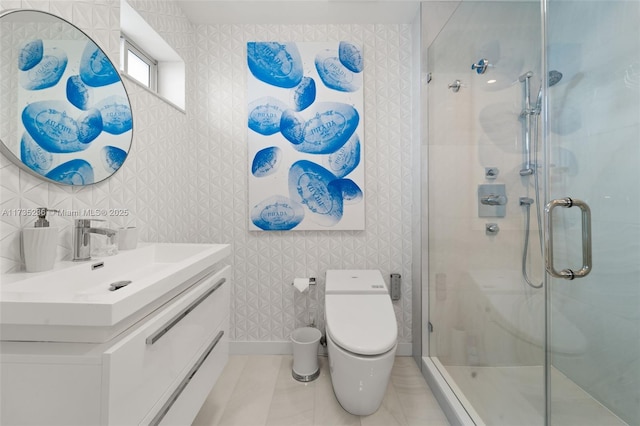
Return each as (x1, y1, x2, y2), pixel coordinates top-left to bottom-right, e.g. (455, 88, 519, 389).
(73, 219, 118, 261)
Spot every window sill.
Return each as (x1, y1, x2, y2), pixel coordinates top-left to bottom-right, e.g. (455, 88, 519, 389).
(121, 73, 186, 115)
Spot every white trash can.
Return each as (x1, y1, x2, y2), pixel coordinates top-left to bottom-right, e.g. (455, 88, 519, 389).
(291, 327, 322, 382)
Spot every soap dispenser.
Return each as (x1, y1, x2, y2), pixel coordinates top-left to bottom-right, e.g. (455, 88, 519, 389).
(22, 207, 59, 272)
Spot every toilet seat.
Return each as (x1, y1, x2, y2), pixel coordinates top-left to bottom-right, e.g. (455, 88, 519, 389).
(325, 294, 397, 356)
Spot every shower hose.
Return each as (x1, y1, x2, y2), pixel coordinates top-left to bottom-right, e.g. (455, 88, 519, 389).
(522, 114, 544, 289)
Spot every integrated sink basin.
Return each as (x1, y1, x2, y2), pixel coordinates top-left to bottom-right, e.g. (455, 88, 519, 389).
(0, 243, 230, 342)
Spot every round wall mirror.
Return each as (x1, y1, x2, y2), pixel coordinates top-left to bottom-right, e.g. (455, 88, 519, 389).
(0, 9, 133, 186)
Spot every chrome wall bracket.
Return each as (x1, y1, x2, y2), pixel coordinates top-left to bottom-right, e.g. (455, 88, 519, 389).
(471, 58, 491, 74)
(485, 167, 499, 180)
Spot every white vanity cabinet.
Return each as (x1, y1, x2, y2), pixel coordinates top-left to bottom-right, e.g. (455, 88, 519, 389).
(0, 245, 231, 426)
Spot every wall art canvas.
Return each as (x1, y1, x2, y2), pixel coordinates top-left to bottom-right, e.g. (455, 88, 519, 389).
(247, 41, 365, 231)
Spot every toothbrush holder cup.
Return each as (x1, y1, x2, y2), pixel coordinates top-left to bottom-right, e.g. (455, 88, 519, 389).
(118, 227, 138, 250)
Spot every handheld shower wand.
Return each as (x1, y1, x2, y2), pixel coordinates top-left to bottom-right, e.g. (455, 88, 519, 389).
(535, 70, 563, 114)
(519, 70, 563, 289)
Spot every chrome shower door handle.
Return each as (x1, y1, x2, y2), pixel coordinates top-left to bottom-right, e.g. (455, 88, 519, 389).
(544, 198, 592, 280)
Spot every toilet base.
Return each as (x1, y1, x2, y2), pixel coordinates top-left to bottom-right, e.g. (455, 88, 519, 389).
(327, 332, 397, 416)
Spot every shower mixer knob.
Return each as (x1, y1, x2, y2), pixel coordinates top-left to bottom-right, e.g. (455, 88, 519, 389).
(480, 194, 507, 206)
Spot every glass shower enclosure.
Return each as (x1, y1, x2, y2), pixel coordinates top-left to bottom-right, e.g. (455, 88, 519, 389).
(423, 0, 639, 425)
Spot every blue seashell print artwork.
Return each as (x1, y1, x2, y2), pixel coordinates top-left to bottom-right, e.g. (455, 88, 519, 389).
(45, 159, 94, 185)
(315, 49, 362, 93)
(101, 146, 127, 173)
(18, 39, 43, 71)
(329, 179, 363, 203)
(21, 101, 88, 153)
(251, 195, 305, 231)
(291, 77, 316, 112)
(338, 42, 363, 73)
(79, 41, 120, 87)
(248, 97, 288, 136)
(95, 96, 133, 135)
(327, 133, 360, 178)
(247, 41, 364, 230)
(20, 47, 68, 90)
(76, 109, 103, 144)
(252, 146, 282, 177)
(247, 42, 303, 88)
(280, 102, 359, 154)
(20, 132, 53, 174)
(288, 160, 343, 226)
(66, 75, 93, 110)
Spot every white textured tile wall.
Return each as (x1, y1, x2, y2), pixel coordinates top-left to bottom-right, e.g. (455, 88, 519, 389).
(0, 1, 416, 346)
(192, 24, 415, 343)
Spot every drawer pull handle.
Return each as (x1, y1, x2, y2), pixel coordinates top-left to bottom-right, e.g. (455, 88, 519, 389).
(146, 278, 226, 345)
(149, 330, 224, 426)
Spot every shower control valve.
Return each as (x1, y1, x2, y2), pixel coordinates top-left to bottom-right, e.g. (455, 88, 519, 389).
(480, 194, 507, 206)
(478, 184, 507, 218)
(486, 223, 499, 235)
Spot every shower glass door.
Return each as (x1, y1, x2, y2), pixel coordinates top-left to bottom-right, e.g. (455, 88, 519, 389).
(427, 0, 639, 424)
(426, 1, 547, 424)
(545, 0, 640, 425)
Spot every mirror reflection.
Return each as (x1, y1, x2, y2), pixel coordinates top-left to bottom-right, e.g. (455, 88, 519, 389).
(0, 9, 133, 186)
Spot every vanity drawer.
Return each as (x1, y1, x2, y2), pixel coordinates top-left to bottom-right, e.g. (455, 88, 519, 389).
(143, 318, 229, 426)
(101, 265, 230, 426)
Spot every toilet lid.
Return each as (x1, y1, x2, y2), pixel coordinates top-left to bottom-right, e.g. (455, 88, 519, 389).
(326, 294, 397, 355)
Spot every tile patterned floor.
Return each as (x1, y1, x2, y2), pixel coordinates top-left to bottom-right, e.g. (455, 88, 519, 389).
(193, 355, 450, 426)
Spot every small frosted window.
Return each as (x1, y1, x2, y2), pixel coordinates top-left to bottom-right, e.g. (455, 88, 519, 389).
(120, 35, 157, 92)
(120, 0, 185, 110)
(127, 50, 150, 87)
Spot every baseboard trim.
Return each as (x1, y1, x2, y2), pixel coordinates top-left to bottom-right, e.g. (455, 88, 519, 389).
(230, 341, 413, 356)
(230, 341, 293, 355)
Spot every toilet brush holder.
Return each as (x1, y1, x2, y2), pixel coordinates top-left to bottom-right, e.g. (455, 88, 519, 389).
(291, 327, 322, 382)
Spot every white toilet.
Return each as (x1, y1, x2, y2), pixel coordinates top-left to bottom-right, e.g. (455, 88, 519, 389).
(324, 269, 398, 416)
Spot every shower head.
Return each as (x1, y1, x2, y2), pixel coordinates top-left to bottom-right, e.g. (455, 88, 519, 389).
(535, 70, 563, 112)
(548, 70, 563, 87)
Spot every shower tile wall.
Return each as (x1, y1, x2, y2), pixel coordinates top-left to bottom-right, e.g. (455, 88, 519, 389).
(0, 0, 416, 347)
